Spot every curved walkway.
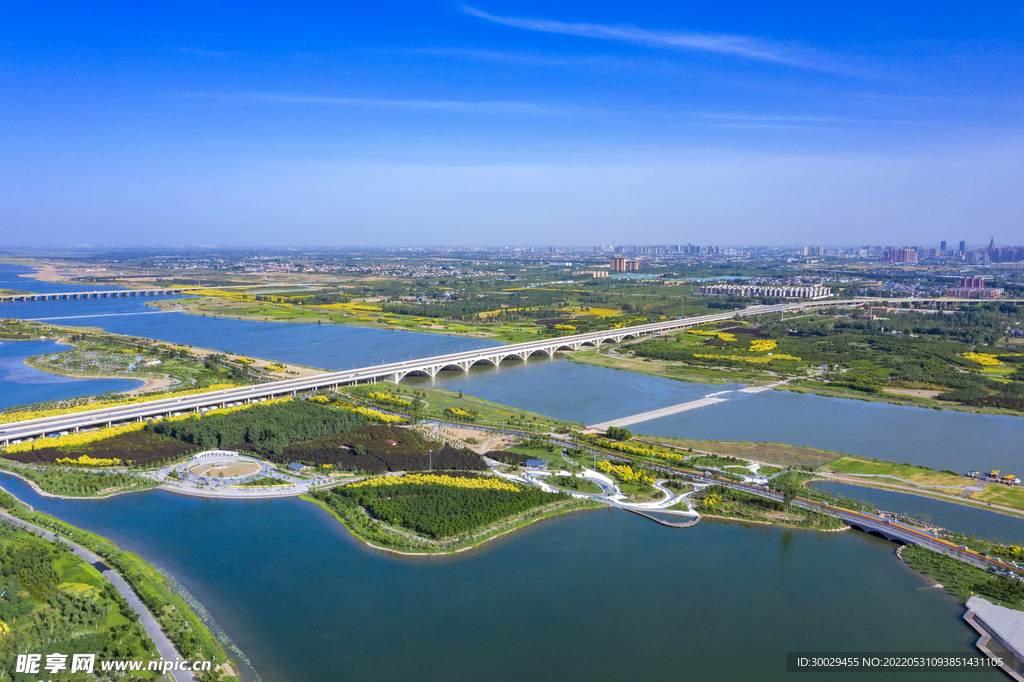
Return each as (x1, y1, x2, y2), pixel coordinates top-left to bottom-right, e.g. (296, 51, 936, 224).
(0, 511, 194, 682)
(830, 472, 982, 490)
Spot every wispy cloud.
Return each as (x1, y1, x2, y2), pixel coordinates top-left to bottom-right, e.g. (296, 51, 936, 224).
(177, 47, 245, 58)
(690, 112, 874, 125)
(183, 92, 572, 115)
(408, 47, 617, 68)
(460, 5, 835, 71)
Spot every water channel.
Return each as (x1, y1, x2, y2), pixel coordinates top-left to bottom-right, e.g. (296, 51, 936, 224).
(1, 262, 1022, 680)
(0, 473, 998, 682)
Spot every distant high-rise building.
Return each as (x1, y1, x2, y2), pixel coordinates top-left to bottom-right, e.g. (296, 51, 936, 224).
(959, 240, 966, 252)
(801, 246, 824, 257)
(940, 241, 947, 252)
(883, 248, 918, 263)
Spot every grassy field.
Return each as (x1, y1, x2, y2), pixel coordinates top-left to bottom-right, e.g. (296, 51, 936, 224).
(506, 443, 577, 471)
(823, 455, 972, 488)
(901, 545, 1024, 610)
(634, 434, 841, 470)
(546, 474, 603, 494)
(159, 295, 576, 344)
(302, 491, 599, 554)
(693, 485, 846, 530)
(970, 485, 1024, 511)
(347, 383, 577, 433)
(567, 348, 769, 385)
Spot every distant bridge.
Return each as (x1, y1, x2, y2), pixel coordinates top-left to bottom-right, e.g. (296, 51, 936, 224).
(0, 287, 199, 303)
(0, 284, 254, 303)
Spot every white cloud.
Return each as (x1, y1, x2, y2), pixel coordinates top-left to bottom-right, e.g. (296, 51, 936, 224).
(460, 5, 826, 69)
(182, 92, 571, 115)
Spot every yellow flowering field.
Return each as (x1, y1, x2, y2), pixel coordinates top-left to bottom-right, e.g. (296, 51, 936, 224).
(55, 455, 121, 466)
(0, 383, 238, 425)
(3, 397, 294, 453)
(749, 339, 777, 352)
(963, 352, 1003, 367)
(350, 473, 520, 492)
(688, 329, 737, 343)
(342, 406, 405, 424)
(368, 392, 412, 407)
(693, 353, 801, 364)
(5, 422, 146, 453)
(597, 460, 654, 484)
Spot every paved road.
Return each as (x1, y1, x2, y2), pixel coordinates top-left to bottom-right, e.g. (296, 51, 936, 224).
(0, 299, 859, 444)
(4, 295, 1003, 444)
(0, 511, 194, 682)
(586, 396, 730, 431)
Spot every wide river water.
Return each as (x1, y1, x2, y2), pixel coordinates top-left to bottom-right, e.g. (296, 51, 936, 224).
(3, 269, 1019, 473)
(0, 473, 998, 682)
(1, 262, 1021, 680)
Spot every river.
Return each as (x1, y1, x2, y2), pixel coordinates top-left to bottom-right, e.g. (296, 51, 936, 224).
(0, 473, 997, 682)
(1, 263, 1019, 679)
(4, 289, 1021, 473)
(0, 339, 143, 410)
(811, 481, 1024, 545)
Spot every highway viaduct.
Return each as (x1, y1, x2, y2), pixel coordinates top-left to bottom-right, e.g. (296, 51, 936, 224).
(0, 285, 254, 303)
(0, 295, 1008, 445)
(0, 288, 201, 302)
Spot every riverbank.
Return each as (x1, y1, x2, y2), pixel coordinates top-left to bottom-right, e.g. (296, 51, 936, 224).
(701, 513, 850, 532)
(568, 347, 1024, 418)
(0, 487, 239, 678)
(815, 473, 1024, 521)
(0, 463, 159, 499)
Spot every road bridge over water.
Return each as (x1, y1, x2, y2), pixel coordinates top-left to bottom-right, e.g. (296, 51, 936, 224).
(0, 285, 251, 303)
(0, 300, 847, 444)
(0, 287, 200, 302)
(0, 296, 1005, 445)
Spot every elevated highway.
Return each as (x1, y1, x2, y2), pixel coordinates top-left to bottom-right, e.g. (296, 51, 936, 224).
(0, 287, 201, 302)
(0, 295, 1004, 446)
(0, 300, 845, 445)
(0, 284, 251, 303)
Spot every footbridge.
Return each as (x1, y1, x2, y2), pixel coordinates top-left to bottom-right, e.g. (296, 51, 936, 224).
(0, 296, 996, 445)
(709, 480, 1017, 573)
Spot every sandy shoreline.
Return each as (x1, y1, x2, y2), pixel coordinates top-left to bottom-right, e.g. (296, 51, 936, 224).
(9, 261, 64, 283)
(22, 358, 177, 395)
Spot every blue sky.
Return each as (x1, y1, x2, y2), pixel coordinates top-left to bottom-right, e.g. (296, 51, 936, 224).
(1, 2, 1021, 247)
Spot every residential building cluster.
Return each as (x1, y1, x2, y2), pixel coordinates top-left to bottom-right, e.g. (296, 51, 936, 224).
(609, 257, 640, 273)
(699, 284, 833, 299)
(945, 276, 1005, 298)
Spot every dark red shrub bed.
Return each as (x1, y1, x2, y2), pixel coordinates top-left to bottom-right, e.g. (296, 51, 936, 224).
(276, 436, 485, 473)
(5, 430, 194, 465)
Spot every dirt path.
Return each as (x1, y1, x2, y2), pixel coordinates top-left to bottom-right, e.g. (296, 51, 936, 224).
(883, 388, 943, 399)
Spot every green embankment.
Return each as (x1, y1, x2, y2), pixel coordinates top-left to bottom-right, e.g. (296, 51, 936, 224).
(901, 545, 1024, 611)
(0, 490, 236, 678)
